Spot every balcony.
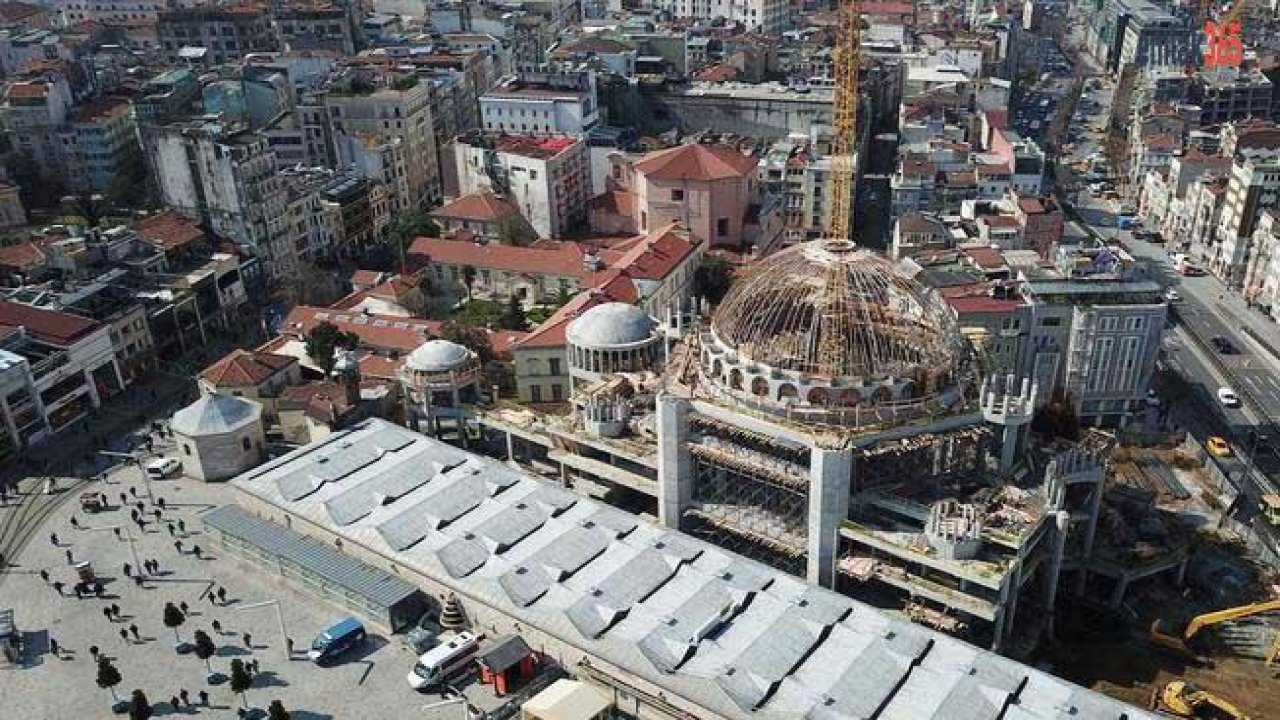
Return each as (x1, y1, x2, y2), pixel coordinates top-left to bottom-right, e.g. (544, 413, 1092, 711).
(29, 351, 69, 381)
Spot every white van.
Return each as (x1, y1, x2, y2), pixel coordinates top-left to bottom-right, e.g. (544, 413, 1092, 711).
(145, 457, 181, 479)
(406, 631, 480, 690)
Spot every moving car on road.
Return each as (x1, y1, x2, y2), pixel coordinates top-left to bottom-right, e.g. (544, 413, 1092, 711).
(1207, 436, 1231, 457)
(1217, 387, 1241, 408)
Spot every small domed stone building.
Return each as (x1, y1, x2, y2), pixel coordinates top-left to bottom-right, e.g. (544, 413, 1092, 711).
(170, 391, 266, 481)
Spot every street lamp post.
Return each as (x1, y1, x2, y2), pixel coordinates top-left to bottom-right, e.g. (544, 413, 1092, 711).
(235, 599, 288, 661)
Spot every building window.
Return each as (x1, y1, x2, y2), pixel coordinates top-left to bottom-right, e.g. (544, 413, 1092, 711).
(717, 218, 729, 236)
(1040, 317, 1062, 327)
(241, 437, 252, 451)
(551, 384, 563, 401)
(531, 385, 542, 402)
(549, 358, 561, 375)
(671, 189, 684, 201)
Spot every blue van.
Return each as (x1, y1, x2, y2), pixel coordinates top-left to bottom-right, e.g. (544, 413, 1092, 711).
(307, 618, 366, 664)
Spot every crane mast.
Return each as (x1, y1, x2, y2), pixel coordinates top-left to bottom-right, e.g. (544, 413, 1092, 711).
(826, 0, 862, 240)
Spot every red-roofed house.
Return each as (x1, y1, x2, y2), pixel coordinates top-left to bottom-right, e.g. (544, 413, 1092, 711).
(600, 144, 773, 249)
(198, 349, 301, 413)
(429, 192, 528, 241)
(132, 211, 206, 258)
(0, 240, 48, 280)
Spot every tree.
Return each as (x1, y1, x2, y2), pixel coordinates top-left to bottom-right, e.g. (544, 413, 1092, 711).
(500, 294, 528, 331)
(128, 689, 152, 720)
(229, 658, 253, 709)
(305, 321, 361, 375)
(1031, 388, 1080, 441)
(268, 699, 292, 720)
(389, 209, 439, 272)
(163, 601, 186, 646)
(192, 629, 217, 676)
(495, 214, 536, 246)
(693, 254, 735, 304)
(96, 656, 122, 702)
(554, 282, 573, 307)
(461, 266, 477, 300)
(438, 321, 494, 365)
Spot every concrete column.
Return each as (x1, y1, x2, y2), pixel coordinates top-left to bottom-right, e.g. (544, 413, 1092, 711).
(83, 368, 101, 408)
(806, 443, 853, 588)
(998, 424, 1020, 475)
(505, 430, 514, 462)
(655, 393, 691, 529)
(1080, 473, 1105, 560)
(1044, 511, 1069, 642)
(0, 395, 20, 451)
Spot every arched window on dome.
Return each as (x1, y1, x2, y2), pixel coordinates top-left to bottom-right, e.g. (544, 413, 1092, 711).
(777, 383, 798, 401)
(712, 359, 723, 379)
(729, 369, 744, 390)
(871, 386, 892, 404)
(750, 377, 769, 397)
(807, 387, 828, 405)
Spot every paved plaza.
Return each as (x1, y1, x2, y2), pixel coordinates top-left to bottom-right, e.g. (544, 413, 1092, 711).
(0, 459, 501, 719)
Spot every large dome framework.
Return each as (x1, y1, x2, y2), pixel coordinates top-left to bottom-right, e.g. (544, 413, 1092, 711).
(699, 239, 972, 425)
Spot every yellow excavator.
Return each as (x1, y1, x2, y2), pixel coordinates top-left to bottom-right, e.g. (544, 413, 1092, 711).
(1152, 681, 1251, 719)
(1149, 598, 1280, 656)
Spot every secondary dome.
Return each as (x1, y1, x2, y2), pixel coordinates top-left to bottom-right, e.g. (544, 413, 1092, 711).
(405, 338, 473, 372)
(706, 239, 962, 394)
(566, 302, 657, 350)
(170, 392, 262, 436)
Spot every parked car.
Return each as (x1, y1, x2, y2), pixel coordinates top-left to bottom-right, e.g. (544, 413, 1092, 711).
(1217, 387, 1242, 408)
(1210, 336, 1239, 354)
(405, 612, 442, 654)
(308, 618, 366, 665)
(1207, 436, 1232, 457)
(145, 457, 181, 479)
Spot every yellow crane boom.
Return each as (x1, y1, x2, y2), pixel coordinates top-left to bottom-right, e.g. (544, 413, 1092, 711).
(825, 0, 861, 240)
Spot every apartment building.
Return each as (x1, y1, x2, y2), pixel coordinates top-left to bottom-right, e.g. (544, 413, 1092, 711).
(480, 70, 598, 136)
(1214, 152, 1280, 285)
(56, 0, 161, 25)
(651, 0, 789, 33)
(453, 132, 589, 238)
(0, 75, 73, 181)
(64, 99, 137, 194)
(156, 6, 278, 65)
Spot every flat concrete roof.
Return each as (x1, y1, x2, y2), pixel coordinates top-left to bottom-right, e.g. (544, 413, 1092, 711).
(230, 419, 1158, 720)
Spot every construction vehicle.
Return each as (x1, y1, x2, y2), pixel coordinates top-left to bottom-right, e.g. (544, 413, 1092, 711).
(1150, 598, 1280, 656)
(1152, 681, 1250, 719)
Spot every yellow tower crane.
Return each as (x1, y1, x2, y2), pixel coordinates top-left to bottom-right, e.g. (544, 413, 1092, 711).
(825, 0, 862, 240)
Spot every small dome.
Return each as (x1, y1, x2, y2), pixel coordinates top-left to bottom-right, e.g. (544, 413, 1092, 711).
(170, 392, 262, 436)
(567, 302, 657, 349)
(405, 338, 473, 372)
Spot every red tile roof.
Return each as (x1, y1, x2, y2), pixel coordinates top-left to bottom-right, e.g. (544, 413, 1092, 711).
(133, 211, 204, 251)
(0, 299, 99, 346)
(348, 269, 386, 288)
(590, 190, 637, 218)
(408, 237, 589, 278)
(598, 222, 699, 281)
(964, 246, 1008, 269)
(633, 144, 758, 182)
(946, 295, 1024, 314)
(0, 241, 47, 272)
(200, 349, 295, 387)
(4, 82, 46, 100)
(283, 306, 439, 354)
(516, 273, 638, 349)
(430, 192, 518, 222)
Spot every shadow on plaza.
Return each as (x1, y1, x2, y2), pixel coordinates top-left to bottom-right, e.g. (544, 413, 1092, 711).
(216, 644, 251, 657)
(252, 670, 289, 688)
(290, 711, 334, 720)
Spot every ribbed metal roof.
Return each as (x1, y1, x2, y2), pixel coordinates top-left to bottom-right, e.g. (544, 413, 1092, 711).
(201, 504, 420, 610)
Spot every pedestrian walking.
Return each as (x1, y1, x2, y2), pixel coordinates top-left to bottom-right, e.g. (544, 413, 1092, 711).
(152, 509, 161, 522)
(211, 619, 222, 634)
(170, 696, 179, 713)
(120, 628, 129, 644)
(49, 637, 59, 656)
(286, 637, 294, 656)
(70, 515, 80, 530)
(157, 497, 166, 511)
(73, 584, 83, 599)
(103, 607, 113, 622)
(52, 581, 64, 596)
(129, 509, 139, 522)
(242, 632, 251, 648)
(123, 562, 131, 578)
(177, 519, 186, 535)
(133, 575, 143, 588)
(111, 603, 120, 619)
(64, 548, 73, 565)
(166, 522, 175, 537)
(216, 587, 227, 604)
(112, 527, 121, 540)
(118, 492, 127, 505)
(179, 600, 189, 616)
(198, 690, 208, 706)
(89, 645, 99, 661)
(129, 624, 139, 641)
(135, 501, 144, 514)
(49, 532, 59, 546)
(179, 689, 190, 707)
(206, 591, 216, 606)
(174, 540, 183, 554)
(128, 487, 137, 499)
(94, 581, 104, 597)
(192, 544, 202, 559)
(39, 569, 49, 584)
(99, 493, 106, 507)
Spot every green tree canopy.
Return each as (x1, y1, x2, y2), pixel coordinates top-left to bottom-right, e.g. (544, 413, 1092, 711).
(268, 699, 292, 720)
(693, 255, 735, 304)
(228, 659, 253, 708)
(305, 321, 361, 375)
(128, 689, 152, 720)
(500, 294, 528, 331)
(96, 656, 122, 701)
